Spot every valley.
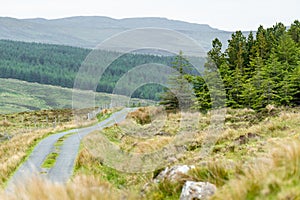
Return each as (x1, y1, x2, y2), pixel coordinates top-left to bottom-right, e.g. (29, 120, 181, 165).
(0, 13, 299, 200)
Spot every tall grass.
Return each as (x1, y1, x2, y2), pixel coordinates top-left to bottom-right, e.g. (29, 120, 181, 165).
(1, 175, 125, 200)
(211, 138, 300, 199)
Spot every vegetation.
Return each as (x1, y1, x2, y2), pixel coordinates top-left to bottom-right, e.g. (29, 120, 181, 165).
(0, 78, 152, 114)
(159, 21, 300, 112)
(96, 109, 113, 122)
(0, 40, 175, 100)
(1, 21, 299, 109)
(192, 21, 300, 111)
(159, 51, 194, 111)
(0, 103, 298, 199)
(41, 152, 59, 169)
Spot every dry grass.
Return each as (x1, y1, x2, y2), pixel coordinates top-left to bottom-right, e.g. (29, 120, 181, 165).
(211, 138, 300, 200)
(0, 120, 11, 127)
(0, 108, 96, 136)
(126, 106, 165, 125)
(1, 175, 127, 200)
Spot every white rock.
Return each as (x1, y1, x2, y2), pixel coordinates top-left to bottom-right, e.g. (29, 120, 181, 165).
(180, 181, 217, 200)
(154, 165, 195, 183)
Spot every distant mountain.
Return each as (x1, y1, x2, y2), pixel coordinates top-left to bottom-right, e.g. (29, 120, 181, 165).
(0, 16, 235, 51)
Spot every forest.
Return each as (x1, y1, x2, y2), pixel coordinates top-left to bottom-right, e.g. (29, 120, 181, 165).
(0, 40, 174, 100)
(198, 20, 300, 110)
(161, 20, 300, 111)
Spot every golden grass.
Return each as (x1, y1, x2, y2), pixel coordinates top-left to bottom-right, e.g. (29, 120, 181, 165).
(1, 175, 125, 200)
(0, 120, 11, 127)
(126, 106, 165, 125)
(211, 138, 300, 200)
(0, 108, 96, 136)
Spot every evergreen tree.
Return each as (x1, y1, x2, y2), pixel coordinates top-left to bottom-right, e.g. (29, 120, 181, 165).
(160, 51, 194, 111)
(288, 20, 300, 45)
(255, 26, 269, 60)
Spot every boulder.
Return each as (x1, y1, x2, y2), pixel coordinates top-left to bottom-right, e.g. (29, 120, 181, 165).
(180, 181, 217, 200)
(154, 165, 195, 183)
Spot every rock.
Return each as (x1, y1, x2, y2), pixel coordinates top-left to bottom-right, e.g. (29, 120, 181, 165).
(154, 131, 170, 136)
(180, 181, 217, 200)
(154, 165, 195, 183)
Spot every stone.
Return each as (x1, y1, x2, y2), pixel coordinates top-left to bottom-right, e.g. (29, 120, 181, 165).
(180, 181, 217, 200)
(154, 165, 195, 183)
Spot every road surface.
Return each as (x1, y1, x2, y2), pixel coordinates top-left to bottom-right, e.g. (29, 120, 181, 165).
(6, 108, 134, 190)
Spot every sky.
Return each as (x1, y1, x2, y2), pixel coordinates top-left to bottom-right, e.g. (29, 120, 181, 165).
(1, 0, 299, 31)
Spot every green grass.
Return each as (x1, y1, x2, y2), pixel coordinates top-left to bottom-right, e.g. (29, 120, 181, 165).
(41, 132, 74, 169)
(41, 152, 59, 169)
(96, 111, 113, 122)
(0, 78, 154, 114)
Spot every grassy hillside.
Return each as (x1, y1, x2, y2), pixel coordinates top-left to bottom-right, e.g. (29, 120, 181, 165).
(73, 106, 300, 199)
(0, 78, 152, 114)
(1, 106, 299, 199)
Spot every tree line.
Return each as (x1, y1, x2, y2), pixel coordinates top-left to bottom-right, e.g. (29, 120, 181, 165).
(0, 40, 175, 100)
(161, 21, 300, 111)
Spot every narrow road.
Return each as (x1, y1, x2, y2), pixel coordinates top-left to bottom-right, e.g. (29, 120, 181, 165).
(6, 108, 134, 190)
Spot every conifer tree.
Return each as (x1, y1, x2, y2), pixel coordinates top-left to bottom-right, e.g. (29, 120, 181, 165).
(159, 51, 194, 111)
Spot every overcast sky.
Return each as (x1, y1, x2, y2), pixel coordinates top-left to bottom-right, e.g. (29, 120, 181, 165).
(1, 0, 299, 31)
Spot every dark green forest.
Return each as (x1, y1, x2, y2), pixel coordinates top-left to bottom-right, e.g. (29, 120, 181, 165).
(204, 20, 300, 110)
(167, 20, 300, 111)
(0, 40, 175, 100)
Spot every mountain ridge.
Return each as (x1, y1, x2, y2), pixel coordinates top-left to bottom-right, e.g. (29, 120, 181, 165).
(0, 16, 234, 51)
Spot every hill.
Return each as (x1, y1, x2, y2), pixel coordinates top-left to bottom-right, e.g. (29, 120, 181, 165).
(0, 78, 152, 114)
(0, 16, 234, 51)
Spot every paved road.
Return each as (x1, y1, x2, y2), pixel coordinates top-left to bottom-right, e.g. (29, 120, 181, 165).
(6, 108, 134, 190)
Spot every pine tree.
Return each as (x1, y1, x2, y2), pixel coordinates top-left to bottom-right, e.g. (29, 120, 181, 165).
(193, 38, 227, 111)
(159, 51, 194, 111)
(254, 26, 269, 60)
(288, 20, 300, 45)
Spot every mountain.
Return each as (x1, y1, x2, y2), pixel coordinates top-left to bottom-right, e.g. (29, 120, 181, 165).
(0, 16, 234, 51)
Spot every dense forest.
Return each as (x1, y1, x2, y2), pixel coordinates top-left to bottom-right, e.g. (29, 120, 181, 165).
(162, 20, 300, 111)
(0, 40, 175, 100)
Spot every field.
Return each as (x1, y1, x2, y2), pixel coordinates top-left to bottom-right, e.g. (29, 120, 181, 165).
(0, 78, 153, 114)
